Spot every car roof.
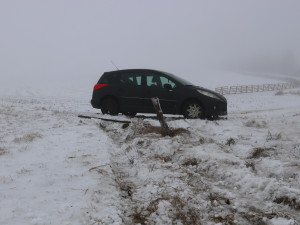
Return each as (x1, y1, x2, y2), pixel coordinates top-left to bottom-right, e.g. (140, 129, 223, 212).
(104, 69, 162, 74)
(102, 69, 194, 86)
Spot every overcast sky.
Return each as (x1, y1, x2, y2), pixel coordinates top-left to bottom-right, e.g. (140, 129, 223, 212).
(1, 0, 299, 87)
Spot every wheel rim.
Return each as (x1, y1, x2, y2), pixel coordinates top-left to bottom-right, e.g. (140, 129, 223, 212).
(186, 103, 202, 118)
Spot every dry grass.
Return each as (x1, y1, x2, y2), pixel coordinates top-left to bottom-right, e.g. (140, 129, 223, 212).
(139, 126, 190, 137)
(180, 167, 195, 177)
(114, 176, 135, 199)
(249, 147, 274, 159)
(182, 158, 198, 167)
(275, 90, 284, 96)
(199, 137, 205, 144)
(127, 118, 190, 138)
(98, 122, 107, 130)
(238, 209, 289, 224)
(16, 168, 32, 175)
(212, 214, 235, 224)
(243, 120, 267, 128)
(13, 132, 42, 143)
(122, 123, 130, 129)
(172, 128, 190, 136)
(153, 154, 173, 163)
(139, 126, 162, 135)
(133, 196, 202, 225)
(132, 212, 147, 225)
(88, 165, 110, 176)
(266, 131, 282, 141)
(0, 147, 8, 156)
(245, 161, 256, 172)
(226, 138, 236, 146)
(274, 196, 300, 211)
(239, 212, 268, 225)
(290, 89, 300, 96)
(0, 176, 14, 184)
(208, 193, 231, 206)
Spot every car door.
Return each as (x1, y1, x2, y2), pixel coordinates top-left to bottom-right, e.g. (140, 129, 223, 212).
(117, 72, 144, 112)
(143, 72, 177, 114)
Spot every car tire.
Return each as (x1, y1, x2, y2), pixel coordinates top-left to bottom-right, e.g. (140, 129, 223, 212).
(123, 112, 137, 117)
(183, 101, 204, 119)
(101, 98, 119, 115)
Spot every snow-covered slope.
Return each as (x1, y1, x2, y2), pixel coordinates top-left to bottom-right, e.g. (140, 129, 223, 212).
(0, 71, 300, 224)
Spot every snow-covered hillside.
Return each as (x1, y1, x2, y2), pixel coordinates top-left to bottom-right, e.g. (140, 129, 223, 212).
(0, 72, 300, 225)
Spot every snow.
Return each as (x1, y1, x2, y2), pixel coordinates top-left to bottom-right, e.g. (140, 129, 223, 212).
(0, 71, 300, 224)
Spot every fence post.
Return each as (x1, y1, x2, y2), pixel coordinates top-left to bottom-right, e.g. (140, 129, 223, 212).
(151, 97, 173, 137)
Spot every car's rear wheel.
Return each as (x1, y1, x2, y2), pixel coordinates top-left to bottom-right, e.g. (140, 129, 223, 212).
(183, 101, 204, 119)
(101, 98, 119, 115)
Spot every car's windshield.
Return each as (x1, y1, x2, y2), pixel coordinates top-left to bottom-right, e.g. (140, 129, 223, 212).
(160, 71, 194, 86)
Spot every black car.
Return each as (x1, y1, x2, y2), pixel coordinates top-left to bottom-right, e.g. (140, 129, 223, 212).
(91, 69, 227, 119)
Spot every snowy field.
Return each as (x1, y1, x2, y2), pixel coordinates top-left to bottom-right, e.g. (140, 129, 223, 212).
(0, 71, 300, 225)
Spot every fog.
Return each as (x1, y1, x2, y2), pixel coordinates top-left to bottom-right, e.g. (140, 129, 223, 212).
(1, 0, 300, 89)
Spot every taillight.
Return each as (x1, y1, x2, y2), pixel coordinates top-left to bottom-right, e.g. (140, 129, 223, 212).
(93, 84, 109, 91)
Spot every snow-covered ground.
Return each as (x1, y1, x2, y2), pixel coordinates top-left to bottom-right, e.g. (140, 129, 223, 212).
(0, 71, 300, 224)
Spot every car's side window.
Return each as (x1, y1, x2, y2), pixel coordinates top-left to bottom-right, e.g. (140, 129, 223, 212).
(120, 73, 142, 87)
(160, 76, 176, 88)
(120, 73, 134, 86)
(146, 75, 162, 88)
(136, 75, 142, 86)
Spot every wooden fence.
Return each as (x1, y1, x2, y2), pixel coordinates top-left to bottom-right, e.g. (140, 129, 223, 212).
(215, 83, 295, 95)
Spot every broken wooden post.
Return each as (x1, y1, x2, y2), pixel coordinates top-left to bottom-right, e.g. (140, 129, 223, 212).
(151, 97, 173, 137)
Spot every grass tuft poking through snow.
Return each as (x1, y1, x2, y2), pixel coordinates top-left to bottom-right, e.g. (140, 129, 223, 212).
(249, 147, 275, 159)
(244, 119, 267, 128)
(0, 147, 8, 156)
(13, 132, 42, 143)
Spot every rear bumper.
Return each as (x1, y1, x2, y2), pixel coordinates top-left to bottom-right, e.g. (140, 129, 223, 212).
(91, 99, 100, 109)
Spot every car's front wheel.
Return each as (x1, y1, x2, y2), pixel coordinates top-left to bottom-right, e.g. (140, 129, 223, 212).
(101, 98, 119, 115)
(183, 101, 204, 119)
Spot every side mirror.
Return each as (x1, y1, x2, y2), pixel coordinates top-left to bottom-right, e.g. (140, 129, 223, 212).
(164, 83, 172, 90)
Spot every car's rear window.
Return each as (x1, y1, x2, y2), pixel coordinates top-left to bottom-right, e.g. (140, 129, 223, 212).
(98, 73, 121, 84)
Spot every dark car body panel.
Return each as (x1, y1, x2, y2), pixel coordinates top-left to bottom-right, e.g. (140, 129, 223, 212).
(91, 69, 227, 118)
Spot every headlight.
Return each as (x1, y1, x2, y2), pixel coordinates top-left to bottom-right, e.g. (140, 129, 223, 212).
(197, 90, 223, 101)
